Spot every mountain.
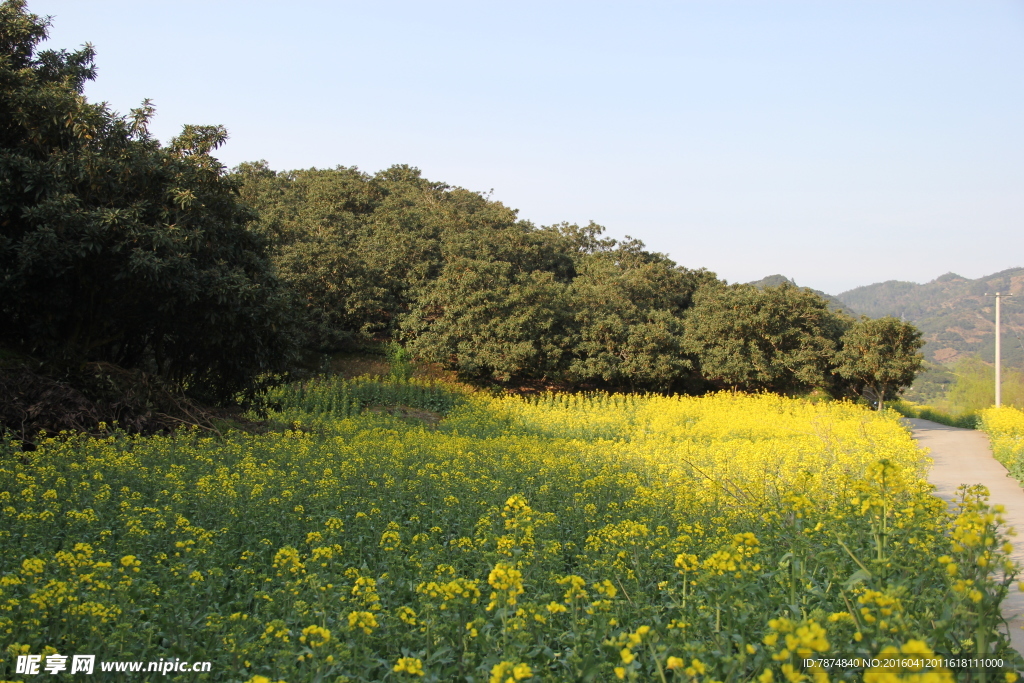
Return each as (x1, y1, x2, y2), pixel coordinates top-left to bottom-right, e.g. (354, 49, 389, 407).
(747, 274, 855, 314)
(835, 268, 1024, 368)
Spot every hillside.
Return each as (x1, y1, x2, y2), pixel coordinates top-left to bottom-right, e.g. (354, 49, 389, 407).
(835, 268, 1024, 368)
(747, 274, 854, 314)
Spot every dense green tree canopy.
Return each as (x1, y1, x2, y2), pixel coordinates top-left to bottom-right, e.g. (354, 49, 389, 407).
(683, 282, 851, 395)
(233, 162, 541, 351)
(234, 162, 385, 349)
(401, 258, 572, 382)
(236, 158, 895, 394)
(567, 240, 716, 390)
(0, 1, 295, 402)
(835, 316, 924, 409)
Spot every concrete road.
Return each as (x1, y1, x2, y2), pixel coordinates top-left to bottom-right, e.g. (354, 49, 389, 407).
(906, 418, 1024, 655)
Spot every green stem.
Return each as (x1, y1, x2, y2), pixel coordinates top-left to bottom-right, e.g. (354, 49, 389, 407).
(790, 560, 796, 607)
(647, 643, 669, 683)
(835, 536, 872, 576)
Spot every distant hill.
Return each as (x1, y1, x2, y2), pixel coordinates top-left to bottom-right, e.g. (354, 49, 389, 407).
(748, 274, 855, 314)
(835, 268, 1024, 368)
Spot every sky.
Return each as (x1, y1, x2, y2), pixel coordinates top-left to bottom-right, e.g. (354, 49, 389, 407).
(32, 0, 1024, 295)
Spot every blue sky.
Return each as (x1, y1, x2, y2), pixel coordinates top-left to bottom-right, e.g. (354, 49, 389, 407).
(33, 0, 1024, 294)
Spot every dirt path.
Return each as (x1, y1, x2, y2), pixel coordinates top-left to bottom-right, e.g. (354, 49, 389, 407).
(906, 418, 1024, 655)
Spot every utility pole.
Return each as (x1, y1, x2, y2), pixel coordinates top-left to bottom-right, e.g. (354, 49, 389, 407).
(986, 292, 1013, 407)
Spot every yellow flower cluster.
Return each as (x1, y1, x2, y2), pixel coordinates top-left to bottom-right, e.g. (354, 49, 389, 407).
(417, 577, 481, 610)
(299, 624, 331, 647)
(486, 563, 524, 611)
(981, 406, 1024, 480)
(489, 660, 532, 683)
(393, 656, 425, 676)
(703, 532, 762, 577)
(346, 610, 378, 635)
(0, 387, 1019, 680)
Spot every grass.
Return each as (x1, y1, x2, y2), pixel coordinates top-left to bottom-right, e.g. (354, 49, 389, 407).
(889, 400, 980, 429)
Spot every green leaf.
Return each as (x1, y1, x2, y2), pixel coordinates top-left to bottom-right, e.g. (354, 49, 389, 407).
(843, 568, 873, 590)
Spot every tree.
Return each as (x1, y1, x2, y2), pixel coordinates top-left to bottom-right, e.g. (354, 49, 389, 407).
(834, 316, 924, 410)
(233, 162, 536, 352)
(400, 257, 571, 382)
(683, 283, 849, 395)
(0, 1, 296, 402)
(568, 240, 715, 390)
(397, 222, 717, 388)
(234, 162, 384, 350)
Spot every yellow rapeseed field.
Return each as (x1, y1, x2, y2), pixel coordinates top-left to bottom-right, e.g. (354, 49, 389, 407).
(1, 381, 1020, 682)
(981, 406, 1024, 483)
